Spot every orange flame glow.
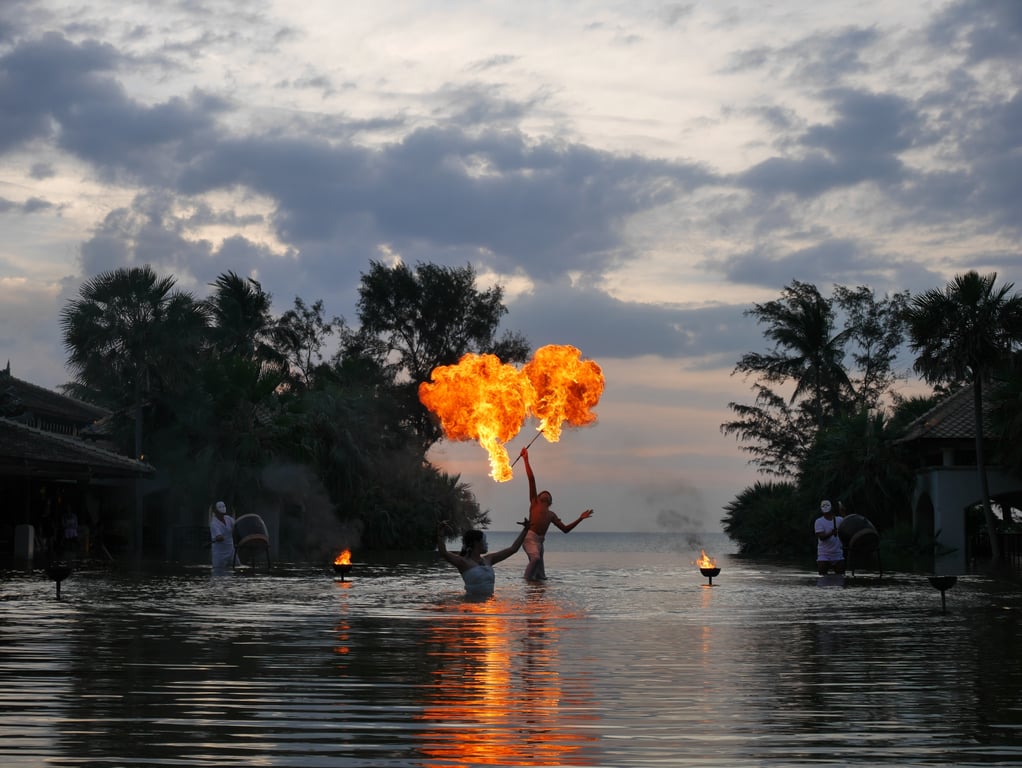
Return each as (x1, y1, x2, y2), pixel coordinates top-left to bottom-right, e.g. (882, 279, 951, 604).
(418, 345, 604, 482)
(523, 344, 605, 443)
(334, 549, 352, 566)
(418, 353, 533, 482)
(696, 550, 717, 569)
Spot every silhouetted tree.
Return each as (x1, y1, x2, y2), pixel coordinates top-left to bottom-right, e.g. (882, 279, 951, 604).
(904, 271, 1022, 566)
(355, 260, 529, 445)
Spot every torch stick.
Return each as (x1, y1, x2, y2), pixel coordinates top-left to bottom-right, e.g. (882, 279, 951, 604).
(510, 429, 545, 468)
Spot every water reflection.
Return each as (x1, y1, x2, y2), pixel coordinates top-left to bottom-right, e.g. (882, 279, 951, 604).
(3, 536, 1022, 767)
(416, 587, 598, 766)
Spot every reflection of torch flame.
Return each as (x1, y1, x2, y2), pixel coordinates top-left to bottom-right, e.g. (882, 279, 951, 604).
(333, 549, 352, 580)
(418, 344, 604, 482)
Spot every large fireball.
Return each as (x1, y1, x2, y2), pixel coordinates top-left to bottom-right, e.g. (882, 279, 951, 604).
(523, 345, 605, 442)
(418, 353, 534, 482)
(419, 344, 604, 482)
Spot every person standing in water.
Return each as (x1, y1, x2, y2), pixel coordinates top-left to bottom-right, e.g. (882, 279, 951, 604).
(814, 499, 846, 576)
(437, 518, 529, 596)
(209, 501, 236, 575)
(519, 447, 594, 581)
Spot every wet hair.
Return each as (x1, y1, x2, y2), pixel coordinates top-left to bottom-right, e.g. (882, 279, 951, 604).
(460, 530, 485, 556)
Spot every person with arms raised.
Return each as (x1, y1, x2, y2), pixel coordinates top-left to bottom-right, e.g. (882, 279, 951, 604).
(519, 446, 594, 581)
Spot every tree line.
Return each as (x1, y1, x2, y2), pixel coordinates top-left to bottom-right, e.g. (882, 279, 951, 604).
(59, 262, 1022, 565)
(59, 262, 529, 555)
(720, 271, 1022, 569)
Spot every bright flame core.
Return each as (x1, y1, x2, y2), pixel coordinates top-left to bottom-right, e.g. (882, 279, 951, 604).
(334, 549, 352, 566)
(696, 550, 717, 569)
(418, 353, 532, 482)
(418, 344, 605, 482)
(523, 344, 604, 442)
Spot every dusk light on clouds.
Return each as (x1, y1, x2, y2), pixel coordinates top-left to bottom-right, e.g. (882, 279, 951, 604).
(1, 1, 1019, 532)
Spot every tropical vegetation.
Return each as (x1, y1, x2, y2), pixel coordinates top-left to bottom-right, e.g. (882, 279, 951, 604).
(721, 272, 1022, 571)
(60, 261, 527, 558)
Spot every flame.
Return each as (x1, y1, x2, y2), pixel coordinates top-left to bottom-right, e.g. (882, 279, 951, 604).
(334, 549, 352, 566)
(418, 353, 532, 482)
(523, 344, 605, 443)
(696, 549, 717, 569)
(418, 344, 604, 482)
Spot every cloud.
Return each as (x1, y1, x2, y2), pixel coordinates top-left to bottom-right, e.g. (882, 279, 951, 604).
(929, 0, 1022, 63)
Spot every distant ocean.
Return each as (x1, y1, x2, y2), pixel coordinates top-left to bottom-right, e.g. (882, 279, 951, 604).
(3, 530, 1020, 767)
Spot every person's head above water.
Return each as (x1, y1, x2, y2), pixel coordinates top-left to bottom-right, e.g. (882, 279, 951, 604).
(460, 529, 488, 556)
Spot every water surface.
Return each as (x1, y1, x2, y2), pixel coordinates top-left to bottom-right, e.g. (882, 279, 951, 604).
(3, 532, 1020, 767)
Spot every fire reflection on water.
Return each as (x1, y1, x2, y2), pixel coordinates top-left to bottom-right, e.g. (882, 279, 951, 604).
(414, 590, 599, 766)
(333, 579, 352, 659)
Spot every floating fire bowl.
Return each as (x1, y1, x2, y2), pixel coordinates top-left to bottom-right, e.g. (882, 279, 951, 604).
(45, 561, 72, 599)
(333, 562, 352, 580)
(928, 575, 957, 614)
(699, 566, 721, 586)
(333, 549, 353, 580)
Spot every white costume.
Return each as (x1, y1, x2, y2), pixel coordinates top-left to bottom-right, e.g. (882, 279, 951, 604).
(814, 501, 844, 562)
(209, 501, 235, 574)
(523, 529, 547, 580)
(461, 561, 496, 596)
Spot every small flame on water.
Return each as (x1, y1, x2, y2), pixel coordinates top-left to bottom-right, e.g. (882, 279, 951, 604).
(696, 549, 717, 569)
(334, 549, 351, 566)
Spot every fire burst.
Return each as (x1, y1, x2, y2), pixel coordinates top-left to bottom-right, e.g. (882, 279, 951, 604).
(418, 344, 605, 481)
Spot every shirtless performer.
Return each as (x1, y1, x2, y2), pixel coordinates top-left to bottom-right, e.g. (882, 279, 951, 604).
(519, 447, 594, 580)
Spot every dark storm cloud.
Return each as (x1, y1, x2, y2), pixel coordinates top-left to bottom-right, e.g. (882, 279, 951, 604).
(737, 88, 921, 197)
(0, 32, 116, 152)
(715, 238, 951, 303)
(77, 191, 285, 284)
(74, 191, 362, 324)
(0, 31, 226, 178)
(0, 29, 715, 288)
(929, 0, 1022, 63)
(719, 239, 883, 288)
(507, 283, 756, 365)
(178, 125, 715, 278)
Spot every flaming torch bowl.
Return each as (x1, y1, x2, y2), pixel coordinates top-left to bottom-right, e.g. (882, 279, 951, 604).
(333, 549, 353, 580)
(928, 575, 957, 613)
(696, 549, 720, 585)
(700, 566, 721, 586)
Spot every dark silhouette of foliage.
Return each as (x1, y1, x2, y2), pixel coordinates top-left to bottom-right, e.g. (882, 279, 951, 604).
(355, 260, 530, 447)
(721, 481, 805, 558)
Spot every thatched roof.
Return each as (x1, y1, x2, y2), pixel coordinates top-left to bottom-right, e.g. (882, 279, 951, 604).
(0, 416, 153, 479)
(897, 385, 997, 443)
(0, 366, 109, 432)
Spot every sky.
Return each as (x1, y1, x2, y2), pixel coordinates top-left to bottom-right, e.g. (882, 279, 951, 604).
(1, 1, 1020, 537)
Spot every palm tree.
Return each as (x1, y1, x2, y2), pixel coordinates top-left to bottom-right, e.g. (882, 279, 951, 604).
(989, 352, 1022, 481)
(60, 265, 208, 558)
(903, 271, 1022, 566)
(61, 266, 208, 456)
(735, 281, 853, 431)
(203, 271, 286, 369)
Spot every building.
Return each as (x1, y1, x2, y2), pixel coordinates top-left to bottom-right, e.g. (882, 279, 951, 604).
(898, 384, 1022, 574)
(0, 364, 154, 566)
